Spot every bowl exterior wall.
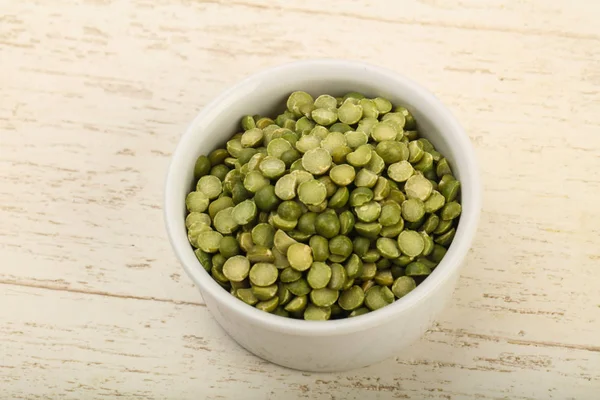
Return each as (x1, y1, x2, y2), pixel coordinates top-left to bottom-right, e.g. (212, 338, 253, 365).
(202, 270, 459, 371)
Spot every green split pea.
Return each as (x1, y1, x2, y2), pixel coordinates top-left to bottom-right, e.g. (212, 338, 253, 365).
(185, 91, 462, 320)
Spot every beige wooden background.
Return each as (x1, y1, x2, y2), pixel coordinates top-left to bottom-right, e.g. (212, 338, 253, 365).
(1, 1, 599, 399)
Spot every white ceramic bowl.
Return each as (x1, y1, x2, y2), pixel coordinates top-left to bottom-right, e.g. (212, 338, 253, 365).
(164, 60, 481, 372)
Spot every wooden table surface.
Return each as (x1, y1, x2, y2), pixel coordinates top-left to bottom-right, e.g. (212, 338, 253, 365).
(2, 1, 599, 399)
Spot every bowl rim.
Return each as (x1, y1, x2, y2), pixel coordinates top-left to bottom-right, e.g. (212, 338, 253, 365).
(164, 59, 481, 336)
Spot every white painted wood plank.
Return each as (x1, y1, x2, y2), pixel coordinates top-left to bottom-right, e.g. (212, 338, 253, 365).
(2, 285, 598, 399)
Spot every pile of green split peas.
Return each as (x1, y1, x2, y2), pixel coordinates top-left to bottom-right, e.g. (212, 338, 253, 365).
(185, 91, 462, 321)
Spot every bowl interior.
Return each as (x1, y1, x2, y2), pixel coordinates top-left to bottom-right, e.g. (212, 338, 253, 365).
(165, 60, 480, 333)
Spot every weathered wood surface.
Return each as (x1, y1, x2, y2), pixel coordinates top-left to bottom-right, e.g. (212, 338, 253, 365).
(1, 1, 599, 399)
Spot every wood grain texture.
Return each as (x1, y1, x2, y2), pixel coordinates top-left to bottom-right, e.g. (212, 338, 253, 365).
(1, 0, 599, 398)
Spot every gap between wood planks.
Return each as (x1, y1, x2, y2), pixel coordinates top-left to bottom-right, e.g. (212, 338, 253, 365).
(2, 280, 599, 354)
(0, 279, 204, 307)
